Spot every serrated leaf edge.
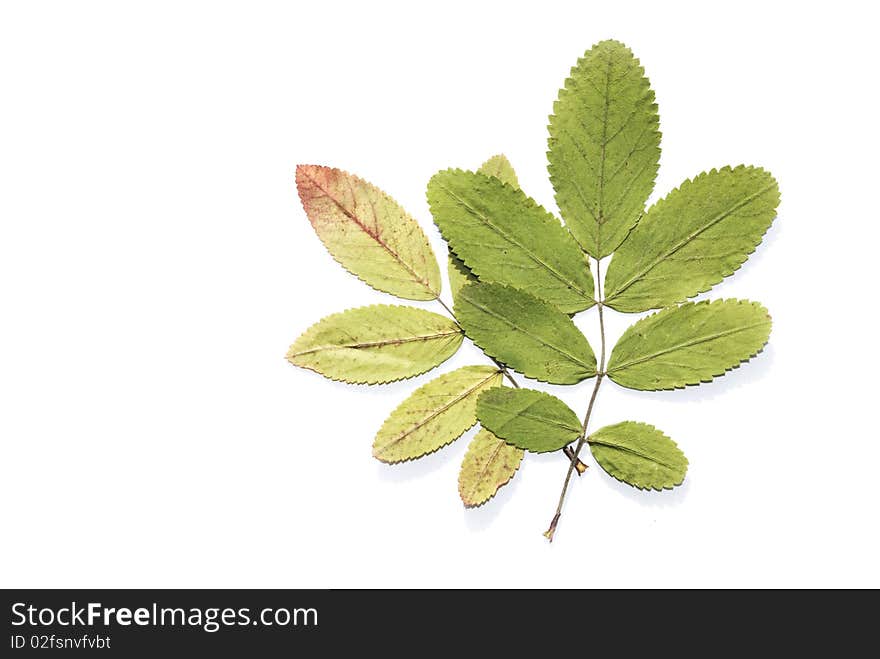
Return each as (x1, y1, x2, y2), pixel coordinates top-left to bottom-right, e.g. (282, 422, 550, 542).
(547, 39, 662, 258)
(296, 164, 441, 301)
(477, 387, 582, 453)
(458, 282, 598, 385)
(458, 430, 524, 508)
(286, 304, 463, 385)
(606, 298, 772, 391)
(604, 165, 780, 312)
(372, 367, 504, 464)
(587, 421, 688, 491)
(428, 168, 595, 309)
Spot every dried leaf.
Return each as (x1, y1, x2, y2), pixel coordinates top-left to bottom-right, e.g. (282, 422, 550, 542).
(477, 387, 582, 453)
(604, 166, 780, 312)
(607, 299, 772, 390)
(455, 282, 596, 385)
(287, 305, 462, 384)
(458, 428, 524, 507)
(448, 154, 522, 302)
(296, 164, 441, 300)
(373, 366, 503, 463)
(428, 169, 594, 313)
(548, 39, 661, 258)
(478, 154, 520, 189)
(589, 421, 687, 490)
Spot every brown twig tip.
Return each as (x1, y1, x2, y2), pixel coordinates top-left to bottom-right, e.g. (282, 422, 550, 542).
(543, 513, 560, 542)
(563, 446, 588, 475)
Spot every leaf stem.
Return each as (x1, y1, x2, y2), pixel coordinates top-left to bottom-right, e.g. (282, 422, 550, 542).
(434, 296, 585, 472)
(544, 258, 607, 542)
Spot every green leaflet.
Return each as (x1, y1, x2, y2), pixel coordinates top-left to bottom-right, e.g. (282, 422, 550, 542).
(448, 155, 522, 303)
(477, 388, 581, 453)
(547, 40, 661, 258)
(372, 366, 503, 463)
(604, 166, 780, 312)
(287, 305, 462, 384)
(447, 253, 477, 301)
(428, 169, 594, 313)
(455, 282, 597, 385)
(296, 165, 441, 300)
(478, 154, 520, 189)
(607, 299, 772, 390)
(589, 422, 687, 490)
(458, 428, 524, 507)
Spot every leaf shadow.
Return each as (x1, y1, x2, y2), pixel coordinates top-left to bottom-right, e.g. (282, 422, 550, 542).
(613, 343, 776, 405)
(462, 457, 527, 531)
(373, 436, 464, 483)
(598, 467, 692, 509)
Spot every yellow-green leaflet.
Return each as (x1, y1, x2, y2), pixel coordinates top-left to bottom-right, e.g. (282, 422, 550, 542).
(607, 299, 772, 390)
(372, 366, 503, 463)
(589, 422, 687, 491)
(296, 165, 441, 301)
(447, 252, 476, 301)
(548, 40, 661, 258)
(428, 169, 594, 313)
(458, 429, 524, 507)
(455, 282, 597, 385)
(287, 305, 462, 384)
(604, 166, 780, 312)
(477, 388, 581, 453)
(478, 154, 520, 189)
(448, 155, 521, 303)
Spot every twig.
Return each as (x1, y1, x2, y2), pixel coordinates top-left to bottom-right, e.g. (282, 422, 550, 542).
(544, 258, 607, 542)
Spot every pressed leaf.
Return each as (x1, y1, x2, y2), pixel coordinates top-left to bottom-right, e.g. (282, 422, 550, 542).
(607, 299, 772, 390)
(428, 169, 594, 313)
(589, 421, 687, 490)
(287, 305, 462, 384)
(372, 366, 503, 463)
(477, 388, 581, 453)
(458, 428, 524, 507)
(455, 282, 597, 385)
(448, 155, 522, 302)
(448, 252, 477, 301)
(478, 154, 520, 189)
(296, 164, 441, 300)
(547, 39, 661, 258)
(604, 166, 780, 312)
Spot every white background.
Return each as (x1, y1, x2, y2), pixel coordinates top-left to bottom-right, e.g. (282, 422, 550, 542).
(2, 1, 878, 588)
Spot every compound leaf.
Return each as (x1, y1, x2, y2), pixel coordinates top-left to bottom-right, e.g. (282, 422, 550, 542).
(448, 154, 522, 302)
(477, 388, 581, 453)
(455, 282, 597, 385)
(589, 421, 687, 490)
(604, 166, 780, 312)
(287, 305, 462, 384)
(296, 164, 441, 300)
(458, 428, 524, 507)
(428, 169, 594, 313)
(607, 299, 772, 390)
(548, 39, 661, 258)
(373, 366, 503, 463)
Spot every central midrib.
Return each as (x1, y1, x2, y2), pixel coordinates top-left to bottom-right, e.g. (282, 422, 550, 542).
(587, 439, 680, 470)
(606, 182, 776, 300)
(609, 321, 768, 372)
(437, 183, 591, 302)
(292, 329, 462, 357)
(464, 296, 594, 373)
(303, 170, 438, 297)
(378, 371, 502, 448)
